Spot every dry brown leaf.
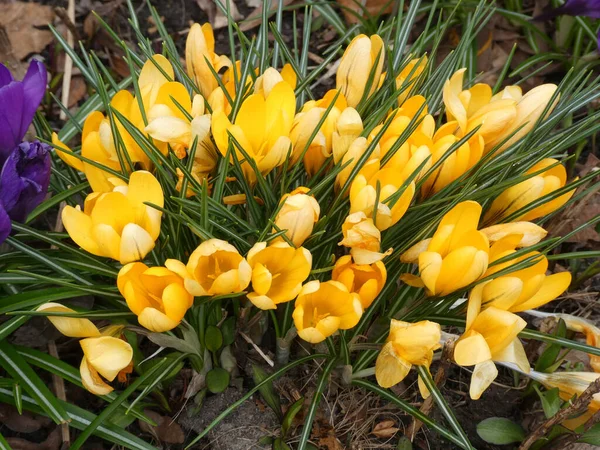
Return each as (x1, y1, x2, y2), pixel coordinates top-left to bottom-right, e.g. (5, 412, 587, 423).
(195, 0, 242, 30)
(7, 427, 60, 450)
(337, 0, 393, 25)
(240, 0, 295, 32)
(317, 433, 344, 450)
(68, 76, 87, 107)
(139, 410, 185, 444)
(371, 419, 399, 438)
(0, 2, 54, 60)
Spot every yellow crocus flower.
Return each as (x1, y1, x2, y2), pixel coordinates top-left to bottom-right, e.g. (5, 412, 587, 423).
(395, 56, 428, 106)
(293, 280, 363, 343)
(336, 34, 384, 107)
(37, 303, 133, 395)
(185, 23, 232, 98)
(400, 201, 489, 296)
(480, 221, 548, 248)
(62, 171, 164, 264)
(454, 306, 529, 399)
(483, 158, 575, 223)
(211, 71, 295, 183)
(246, 241, 312, 310)
(336, 137, 381, 191)
(468, 234, 571, 314)
(332, 106, 363, 164)
(339, 212, 392, 265)
(166, 239, 251, 296)
(272, 187, 320, 247)
(375, 319, 441, 391)
(349, 167, 415, 231)
(117, 262, 194, 332)
(332, 255, 386, 308)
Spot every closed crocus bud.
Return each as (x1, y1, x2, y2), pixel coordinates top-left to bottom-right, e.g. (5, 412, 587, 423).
(375, 319, 441, 389)
(332, 255, 386, 308)
(212, 78, 295, 184)
(186, 23, 232, 98)
(246, 242, 312, 310)
(62, 171, 164, 264)
(454, 306, 528, 399)
(400, 201, 489, 296)
(273, 187, 320, 247)
(480, 221, 547, 248)
(339, 212, 392, 265)
(336, 137, 381, 191)
(170, 239, 251, 296)
(80, 335, 133, 395)
(483, 158, 575, 223)
(349, 168, 415, 231)
(332, 107, 363, 164)
(0, 141, 51, 243)
(468, 234, 571, 314)
(254, 65, 296, 97)
(336, 34, 384, 107)
(293, 280, 363, 343)
(117, 262, 193, 332)
(395, 56, 428, 106)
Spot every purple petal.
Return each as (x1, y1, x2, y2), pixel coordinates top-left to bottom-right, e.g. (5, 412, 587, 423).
(536, 0, 600, 20)
(0, 63, 14, 88)
(0, 141, 51, 222)
(0, 81, 25, 159)
(20, 60, 48, 140)
(0, 203, 10, 244)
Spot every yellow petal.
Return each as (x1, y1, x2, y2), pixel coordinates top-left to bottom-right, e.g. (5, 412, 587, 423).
(119, 223, 155, 264)
(138, 307, 180, 332)
(80, 336, 133, 382)
(454, 330, 492, 366)
(62, 205, 102, 257)
(418, 251, 443, 294)
(493, 338, 530, 373)
(481, 222, 547, 247)
(37, 303, 100, 338)
(52, 133, 84, 171)
(375, 341, 411, 388)
(510, 271, 571, 312)
(470, 360, 498, 400)
(80, 357, 114, 395)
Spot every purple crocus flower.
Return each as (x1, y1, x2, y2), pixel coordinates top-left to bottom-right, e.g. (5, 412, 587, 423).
(536, 0, 600, 47)
(0, 60, 49, 243)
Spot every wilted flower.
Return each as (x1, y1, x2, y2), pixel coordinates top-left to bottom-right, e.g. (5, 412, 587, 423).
(332, 255, 386, 308)
(339, 212, 392, 265)
(246, 241, 312, 310)
(167, 238, 251, 296)
(212, 72, 295, 183)
(273, 187, 320, 247)
(62, 171, 164, 264)
(37, 303, 133, 395)
(349, 168, 415, 231)
(375, 319, 441, 391)
(336, 34, 384, 107)
(454, 306, 529, 399)
(468, 234, 571, 314)
(0, 60, 47, 159)
(186, 23, 232, 98)
(117, 262, 194, 332)
(0, 142, 51, 243)
(480, 221, 548, 248)
(293, 280, 363, 343)
(400, 201, 489, 296)
(483, 158, 575, 223)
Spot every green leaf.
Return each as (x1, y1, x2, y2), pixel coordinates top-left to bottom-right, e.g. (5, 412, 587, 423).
(205, 325, 223, 352)
(0, 288, 83, 314)
(0, 341, 69, 424)
(147, 333, 200, 356)
(0, 430, 10, 450)
(253, 364, 282, 420)
(0, 386, 157, 450)
(206, 368, 230, 394)
(13, 383, 22, 414)
(535, 386, 562, 418)
(281, 397, 303, 438)
(396, 436, 413, 450)
(535, 319, 567, 372)
(579, 422, 600, 445)
(221, 316, 237, 347)
(476, 417, 525, 445)
(273, 437, 292, 450)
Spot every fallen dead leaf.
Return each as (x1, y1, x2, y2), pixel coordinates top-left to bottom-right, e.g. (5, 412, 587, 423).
(195, 0, 242, 30)
(0, 2, 54, 60)
(240, 0, 294, 32)
(371, 419, 400, 438)
(68, 76, 87, 107)
(0, 404, 47, 433)
(336, 0, 393, 24)
(317, 433, 344, 450)
(6, 427, 61, 450)
(139, 410, 185, 444)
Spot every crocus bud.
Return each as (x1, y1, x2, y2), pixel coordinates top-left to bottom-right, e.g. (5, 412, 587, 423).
(336, 34, 384, 107)
(332, 107, 363, 164)
(62, 171, 164, 264)
(395, 56, 428, 106)
(0, 141, 51, 243)
(273, 187, 320, 247)
(117, 262, 194, 332)
(339, 212, 392, 264)
(484, 158, 574, 223)
(293, 280, 363, 343)
(185, 23, 232, 98)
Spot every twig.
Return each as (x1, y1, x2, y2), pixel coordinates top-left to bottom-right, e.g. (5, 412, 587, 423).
(407, 338, 455, 440)
(59, 0, 75, 120)
(48, 341, 70, 449)
(239, 331, 274, 367)
(545, 408, 600, 450)
(518, 377, 600, 450)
